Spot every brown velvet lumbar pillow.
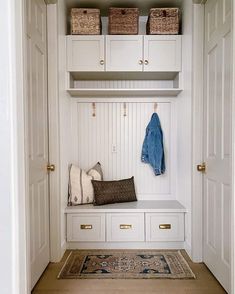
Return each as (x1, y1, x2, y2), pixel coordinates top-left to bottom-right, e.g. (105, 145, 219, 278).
(92, 176, 137, 206)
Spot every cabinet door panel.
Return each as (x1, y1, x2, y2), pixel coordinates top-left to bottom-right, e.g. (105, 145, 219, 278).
(106, 35, 143, 72)
(67, 36, 105, 71)
(144, 36, 181, 72)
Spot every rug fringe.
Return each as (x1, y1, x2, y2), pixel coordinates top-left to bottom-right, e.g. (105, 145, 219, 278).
(57, 251, 72, 279)
(177, 250, 196, 279)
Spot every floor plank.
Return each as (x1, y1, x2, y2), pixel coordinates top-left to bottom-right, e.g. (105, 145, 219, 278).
(32, 250, 226, 294)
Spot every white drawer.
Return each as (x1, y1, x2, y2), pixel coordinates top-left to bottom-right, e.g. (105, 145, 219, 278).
(67, 213, 105, 242)
(146, 213, 184, 242)
(106, 213, 145, 242)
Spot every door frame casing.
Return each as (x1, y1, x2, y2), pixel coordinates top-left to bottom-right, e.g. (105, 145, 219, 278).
(192, 1, 235, 293)
(191, 3, 204, 263)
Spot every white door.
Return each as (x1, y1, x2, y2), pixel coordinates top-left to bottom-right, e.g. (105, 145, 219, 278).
(67, 36, 105, 71)
(26, 0, 50, 289)
(203, 0, 232, 292)
(143, 36, 181, 72)
(106, 35, 143, 71)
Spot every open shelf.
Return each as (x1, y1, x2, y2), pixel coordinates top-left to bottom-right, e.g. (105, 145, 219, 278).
(67, 72, 183, 97)
(67, 88, 182, 97)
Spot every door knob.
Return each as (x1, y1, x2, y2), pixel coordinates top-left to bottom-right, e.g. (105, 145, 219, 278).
(100, 60, 105, 65)
(139, 60, 143, 65)
(197, 162, 206, 173)
(47, 164, 55, 172)
(144, 60, 149, 65)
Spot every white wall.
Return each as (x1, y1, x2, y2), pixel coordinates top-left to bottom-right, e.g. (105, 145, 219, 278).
(176, 0, 193, 255)
(0, 3, 14, 288)
(0, 0, 27, 293)
(57, 0, 73, 252)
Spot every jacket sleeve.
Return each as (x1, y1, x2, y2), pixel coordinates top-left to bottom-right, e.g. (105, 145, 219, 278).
(147, 127, 165, 176)
(141, 127, 149, 163)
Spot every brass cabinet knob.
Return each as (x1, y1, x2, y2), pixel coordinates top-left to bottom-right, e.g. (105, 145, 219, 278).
(197, 162, 206, 173)
(139, 60, 143, 65)
(100, 60, 105, 65)
(47, 164, 55, 172)
(144, 60, 149, 65)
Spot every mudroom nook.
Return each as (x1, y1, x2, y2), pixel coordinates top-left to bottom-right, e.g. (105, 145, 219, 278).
(63, 3, 187, 251)
(2, 0, 234, 293)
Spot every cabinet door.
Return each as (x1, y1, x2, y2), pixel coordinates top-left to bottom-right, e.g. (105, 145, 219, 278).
(144, 36, 181, 72)
(67, 36, 105, 71)
(106, 35, 143, 72)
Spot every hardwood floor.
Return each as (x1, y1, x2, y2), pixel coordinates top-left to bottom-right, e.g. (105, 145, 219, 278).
(32, 250, 226, 294)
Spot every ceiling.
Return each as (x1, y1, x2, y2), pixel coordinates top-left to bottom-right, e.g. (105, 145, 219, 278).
(65, 0, 184, 16)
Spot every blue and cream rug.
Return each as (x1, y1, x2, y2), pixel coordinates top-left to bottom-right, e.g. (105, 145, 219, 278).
(58, 250, 195, 279)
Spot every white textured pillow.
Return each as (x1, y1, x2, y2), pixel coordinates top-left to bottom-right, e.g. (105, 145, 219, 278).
(68, 162, 103, 205)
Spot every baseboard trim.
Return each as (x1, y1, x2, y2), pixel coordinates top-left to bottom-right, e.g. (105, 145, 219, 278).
(184, 241, 192, 259)
(60, 240, 67, 260)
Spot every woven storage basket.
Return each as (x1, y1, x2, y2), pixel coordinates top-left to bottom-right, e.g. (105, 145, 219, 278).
(147, 8, 179, 35)
(71, 8, 101, 35)
(108, 8, 139, 35)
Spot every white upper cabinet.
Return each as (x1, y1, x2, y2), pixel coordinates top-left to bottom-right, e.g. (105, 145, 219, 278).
(67, 36, 105, 71)
(106, 35, 143, 72)
(66, 35, 182, 72)
(144, 36, 182, 72)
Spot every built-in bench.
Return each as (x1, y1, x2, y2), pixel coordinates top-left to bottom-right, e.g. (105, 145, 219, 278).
(65, 200, 186, 249)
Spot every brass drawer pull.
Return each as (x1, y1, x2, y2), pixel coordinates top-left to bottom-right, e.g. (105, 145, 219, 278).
(80, 224, 92, 230)
(159, 224, 171, 230)
(120, 224, 132, 229)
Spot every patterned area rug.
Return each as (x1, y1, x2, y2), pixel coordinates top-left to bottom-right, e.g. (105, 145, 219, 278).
(58, 250, 195, 279)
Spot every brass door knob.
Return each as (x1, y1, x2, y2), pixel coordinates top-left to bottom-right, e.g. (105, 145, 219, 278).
(144, 60, 149, 65)
(100, 60, 105, 65)
(47, 164, 55, 172)
(197, 162, 206, 173)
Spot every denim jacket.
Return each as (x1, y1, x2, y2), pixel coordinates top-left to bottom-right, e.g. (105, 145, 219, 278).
(141, 113, 165, 176)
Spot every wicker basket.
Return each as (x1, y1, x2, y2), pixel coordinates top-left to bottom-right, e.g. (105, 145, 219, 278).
(147, 8, 180, 35)
(71, 8, 101, 35)
(108, 8, 139, 35)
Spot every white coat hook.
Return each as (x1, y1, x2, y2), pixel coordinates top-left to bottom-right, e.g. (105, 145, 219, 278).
(92, 102, 96, 117)
(154, 102, 158, 113)
(123, 102, 127, 117)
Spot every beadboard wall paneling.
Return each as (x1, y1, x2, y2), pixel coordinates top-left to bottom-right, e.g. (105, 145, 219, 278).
(74, 80, 174, 89)
(71, 101, 177, 200)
